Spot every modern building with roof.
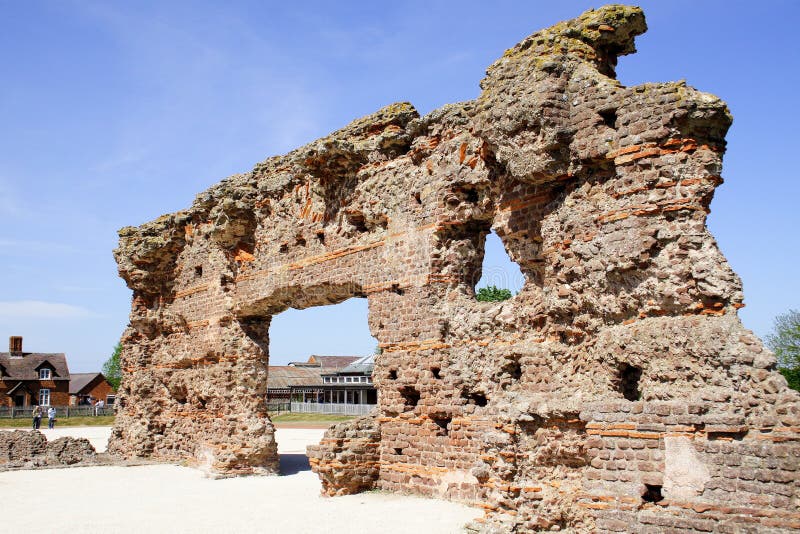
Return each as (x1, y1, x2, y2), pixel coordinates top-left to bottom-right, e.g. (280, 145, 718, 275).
(69, 372, 116, 406)
(0, 336, 70, 407)
(267, 354, 377, 415)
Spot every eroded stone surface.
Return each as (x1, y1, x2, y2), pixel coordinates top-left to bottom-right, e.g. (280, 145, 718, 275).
(111, 5, 800, 532)
(0, 430, 97, 469)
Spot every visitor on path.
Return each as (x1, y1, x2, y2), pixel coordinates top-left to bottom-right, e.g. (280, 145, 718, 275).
(32, 405, 42, 430)
(95, 399, 104, 415)
(47, 406, 56, 429)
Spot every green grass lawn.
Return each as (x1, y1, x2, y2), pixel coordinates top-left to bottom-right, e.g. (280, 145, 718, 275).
(269, 413, 354, 424)
(0, 416, 116, 428)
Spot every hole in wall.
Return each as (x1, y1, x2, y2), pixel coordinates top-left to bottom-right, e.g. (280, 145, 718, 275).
(462, 390, 488, 407)
(390, 283, 405, 295)
(413, 192, 422, 205)
(295, 236, 306, 247)
(346, 211, 369, 233)
(464, 187, 479, 203)
(316, 231, 325, 245)
(708, 431, 747, 441)
(619, 363, 642, 401)
(399, 387, 420, 409)
(388, 369, 398, 380)
(170, 385, 188, 405)
(431, 415, 451, 436)
(598, 108, 618, 129)
(431, 367, 441, 379)
(503, 359, 522, 381)
(394, 447, 403, 455)
(474, 230, 525, 299)
(194, 265, 203, 278)
(642, 484, 663, 503)
(279, 243, 289, 253)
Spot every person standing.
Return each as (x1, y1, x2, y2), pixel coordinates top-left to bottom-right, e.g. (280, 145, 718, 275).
(47, 406, 56, 429)
(32, 405, 42, 430)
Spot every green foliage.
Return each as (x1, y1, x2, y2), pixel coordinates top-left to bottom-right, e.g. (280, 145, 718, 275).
(766, 309, 800, 391)
(476, 285, 513, 302)
(780, 367, 800, 392)
(102, 343, 122, 390)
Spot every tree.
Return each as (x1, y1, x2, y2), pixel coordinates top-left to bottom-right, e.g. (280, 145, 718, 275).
(476, 285, 513, 302)
(103, 343, 122, 390)
(765, 309, 800, 391)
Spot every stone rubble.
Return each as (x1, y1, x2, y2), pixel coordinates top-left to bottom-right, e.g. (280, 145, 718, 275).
(0, 430, 97, 469)
(111, 5, 800, 532)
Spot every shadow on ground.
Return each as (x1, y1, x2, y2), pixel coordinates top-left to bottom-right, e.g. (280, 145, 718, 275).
(280, 453, 310, 476)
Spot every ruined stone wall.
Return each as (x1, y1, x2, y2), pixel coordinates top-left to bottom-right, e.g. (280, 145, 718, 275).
(112, 5, 799, 532)
(0, 430, 96, 469)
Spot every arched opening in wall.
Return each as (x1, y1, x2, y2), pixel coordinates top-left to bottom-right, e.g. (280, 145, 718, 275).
(474, 230, 525, 301)
(266, 297, 378, 473)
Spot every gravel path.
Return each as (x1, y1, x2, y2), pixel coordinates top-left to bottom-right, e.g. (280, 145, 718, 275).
(0, 427, 481, 533)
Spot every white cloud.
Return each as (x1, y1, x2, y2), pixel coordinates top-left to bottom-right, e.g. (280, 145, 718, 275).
(0, 301, 92, 318)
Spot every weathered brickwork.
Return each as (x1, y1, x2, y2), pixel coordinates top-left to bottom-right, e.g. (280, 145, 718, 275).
(307, 415, 381, 496)
(111, 5, 799, 532)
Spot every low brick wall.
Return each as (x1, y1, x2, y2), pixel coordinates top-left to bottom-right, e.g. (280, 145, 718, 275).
(307, 414, 381, 496)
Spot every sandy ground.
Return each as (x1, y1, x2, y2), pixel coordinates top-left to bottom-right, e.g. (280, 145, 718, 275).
(0, 427, 482, 533)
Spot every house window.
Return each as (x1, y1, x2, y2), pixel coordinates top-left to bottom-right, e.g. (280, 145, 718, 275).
(39, 389, 50, 406)
(106, 395, 116, 405)
(39, 368, 51, 380)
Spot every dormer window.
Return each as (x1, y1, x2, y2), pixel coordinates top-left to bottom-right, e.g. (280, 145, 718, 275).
(39, 368, 51, 380)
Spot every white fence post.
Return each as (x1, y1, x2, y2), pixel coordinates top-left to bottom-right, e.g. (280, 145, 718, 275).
(290, 402, 374, 415)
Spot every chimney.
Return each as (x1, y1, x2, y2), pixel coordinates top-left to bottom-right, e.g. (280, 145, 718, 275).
(9, 336, 22, 354)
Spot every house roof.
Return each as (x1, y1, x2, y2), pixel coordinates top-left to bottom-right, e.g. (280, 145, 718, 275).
(337, 354, 375, 376)
(307, 355, 361, 369)
(69, 373, 105, 394)
(0, 353, 69, 381)
(267, 366, 324, 389)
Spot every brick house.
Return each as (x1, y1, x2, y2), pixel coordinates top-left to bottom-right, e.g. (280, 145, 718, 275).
(69, 372, 116, 406)
(0, 336, 70, 407)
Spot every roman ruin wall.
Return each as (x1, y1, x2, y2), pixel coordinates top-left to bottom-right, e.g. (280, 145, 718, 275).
(111, 5, 800, 532)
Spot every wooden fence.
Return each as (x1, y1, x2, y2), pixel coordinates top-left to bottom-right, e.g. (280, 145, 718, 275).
(266, 401, 290, 414)
(290, 402, 374, 416)
(0, 406, 115, 419)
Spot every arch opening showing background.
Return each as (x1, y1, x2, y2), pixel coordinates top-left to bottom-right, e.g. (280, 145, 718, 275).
(474, 230, 525, 297)
(268, 297, 377, 365)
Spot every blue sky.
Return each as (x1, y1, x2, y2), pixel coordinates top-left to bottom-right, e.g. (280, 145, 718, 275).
(1, 1, 798, 370)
